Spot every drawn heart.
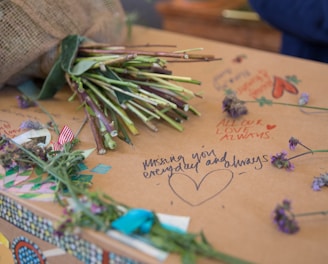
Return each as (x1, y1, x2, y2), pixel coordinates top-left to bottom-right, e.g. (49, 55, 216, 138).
(168, 169, 233, 206)
(272, 76, 299, 98)
(266, 124, 276, 130)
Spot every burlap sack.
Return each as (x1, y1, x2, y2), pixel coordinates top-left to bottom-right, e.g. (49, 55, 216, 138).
(0, 0, 127, 88)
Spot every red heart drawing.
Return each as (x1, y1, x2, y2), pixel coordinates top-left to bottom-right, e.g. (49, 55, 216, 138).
(168, 169, 233, 206)
(266, 124, 276, 130)
(272, 76, 299, 98)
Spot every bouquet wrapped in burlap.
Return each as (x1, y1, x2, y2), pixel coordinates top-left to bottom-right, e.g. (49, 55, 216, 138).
(0, 0, 127, 88)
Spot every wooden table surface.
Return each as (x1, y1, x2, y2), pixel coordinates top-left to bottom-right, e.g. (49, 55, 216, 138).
(0, 26, 327, 264)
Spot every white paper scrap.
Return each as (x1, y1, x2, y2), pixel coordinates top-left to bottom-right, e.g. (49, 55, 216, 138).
(107, 213, 190, 261)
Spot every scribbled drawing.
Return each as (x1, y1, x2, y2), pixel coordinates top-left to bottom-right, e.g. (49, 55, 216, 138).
(272, 76, 299, 98)
(168, 169, 234, 206)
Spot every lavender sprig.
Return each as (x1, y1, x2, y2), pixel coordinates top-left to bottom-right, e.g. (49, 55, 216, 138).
(270, 137, 328, 171)
(222, 93, 328, 119)
(273, 200, 328, 234)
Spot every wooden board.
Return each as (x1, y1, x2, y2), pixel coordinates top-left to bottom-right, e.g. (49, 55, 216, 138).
(0, 26, 327, 264)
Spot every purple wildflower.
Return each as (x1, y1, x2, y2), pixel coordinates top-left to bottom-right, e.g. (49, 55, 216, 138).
(298, 92, 309, 106)
(273, 200, 300, 234)
(16, 95, 36, 109)
(222, 94, 248, 118)
(54, 217, 73, 237)
(312, 173, 328, 191)
(90, 203, 105, 214)
(20, 120, 43, 130)
(288, 137, 300, 150)
(0, 137, 10, 151)
(271, 151, 294, 171)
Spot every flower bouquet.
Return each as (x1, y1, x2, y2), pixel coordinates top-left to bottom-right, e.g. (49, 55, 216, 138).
(30, 35, 219, 154)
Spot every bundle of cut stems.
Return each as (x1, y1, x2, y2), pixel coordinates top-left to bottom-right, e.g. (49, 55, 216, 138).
(64, 41, 219, 154)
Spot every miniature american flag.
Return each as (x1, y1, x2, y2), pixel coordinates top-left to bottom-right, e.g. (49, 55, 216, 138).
(52, 125, 75, 151)
(58, 125, 75, 145)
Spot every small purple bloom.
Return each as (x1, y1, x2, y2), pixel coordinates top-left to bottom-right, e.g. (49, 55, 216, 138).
(222, 94, 248, 118)
(288, 137, 300, 150)
(312, 173, 328, 191)
(273, 199, 299, 234)
(20, 120, 43, 130)
(16, 95, 36, 109)
(298, 92, 309, 106)
(0, 137, 10, 151)
(90, 203, 105, 214)
(271, 151, 294, 171)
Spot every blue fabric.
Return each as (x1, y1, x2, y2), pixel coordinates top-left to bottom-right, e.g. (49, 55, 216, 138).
(248, 0, 328, 63)
(111, 208, 186, 235)
(111, 209, 154, 235)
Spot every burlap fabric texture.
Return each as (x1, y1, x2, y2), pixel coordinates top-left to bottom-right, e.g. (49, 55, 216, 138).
(0, 0, 127, 88)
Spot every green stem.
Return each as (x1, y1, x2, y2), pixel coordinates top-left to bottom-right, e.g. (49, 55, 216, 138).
(244, 100, 328, 111)
(288, 149, 328, 161)
(78, 47, 214, 61)
(144, 103, 184, 132)
(35, 101, 60, 135)
(82, 79, 135, 126)
(110, 67, 201, 85)
(58, 168, 105, 228)
(6, 135, 105, 228)
(84, 73, 139, 89)
(294, 210, 328, 218)
(298, 142, 313, 152)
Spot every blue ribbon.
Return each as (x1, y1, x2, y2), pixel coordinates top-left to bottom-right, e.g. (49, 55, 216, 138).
(111, 209, 186, 235)
(111, 209, 154, 235)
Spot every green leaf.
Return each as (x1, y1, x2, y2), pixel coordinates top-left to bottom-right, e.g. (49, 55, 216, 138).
(182, 252, 196, 264)
(224, 88, 235, 95)
(200, 231, 210, 245)
(256, 96, 273, 106)
(81, 148, 95, 158)
(38, 58, 66, 99)
(34, 166, 45, 177)
(60, 34, 85, 74)
(19, 169, 33, 177)
(96, 68, 133, 104)
(71, 60, 98, 75)
(71, 174, 93, 183)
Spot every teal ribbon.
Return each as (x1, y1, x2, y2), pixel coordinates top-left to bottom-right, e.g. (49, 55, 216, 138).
(111, 208, 186, 235)
(111, 208, 154, 235)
